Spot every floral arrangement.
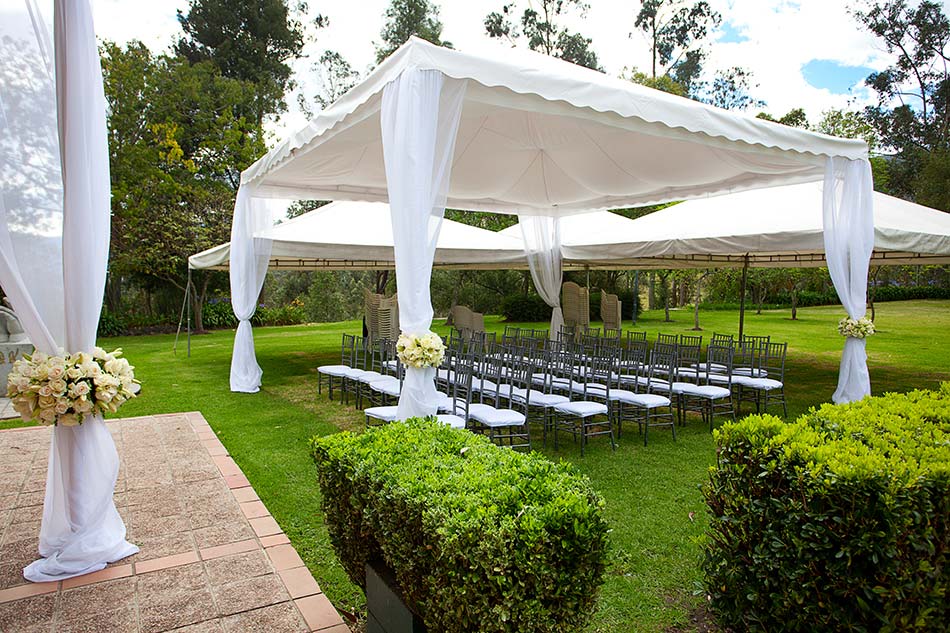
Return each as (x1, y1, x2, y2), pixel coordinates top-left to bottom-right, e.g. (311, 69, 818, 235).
(395, 332, 446, 369)
(6, 347, 138, 426)
(837, 316, 876, 339)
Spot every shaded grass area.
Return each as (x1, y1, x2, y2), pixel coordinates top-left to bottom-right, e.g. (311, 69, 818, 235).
(6, 300, 949, 631)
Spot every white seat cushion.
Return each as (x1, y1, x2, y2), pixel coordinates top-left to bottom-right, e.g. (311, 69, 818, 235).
(571, 382, 607, 394)
(317, 364, 350, 376)
(510, 387, 569, 406)
(436, 414, 467, 429)
(746, 378, 783, 390)
(383, 360, 398, 370)
(620, 392, 670, 408)
(468, 404, 526, 426)
(690, 385, 732, 399)
(356, 371, 384, 384)
(369, 378, 401, 397)
(733, 367, 768, 378)
(342, 367, 369, 379)
(554, 401, 608, 417)
(671, 381, 701, 395)
(364, 406, 399, 422)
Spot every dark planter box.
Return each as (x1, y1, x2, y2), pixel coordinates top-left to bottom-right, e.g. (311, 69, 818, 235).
(366, 560, 427, 633)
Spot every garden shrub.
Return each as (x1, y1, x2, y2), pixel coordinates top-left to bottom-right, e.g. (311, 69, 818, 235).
(97, 312, 127, 337)
(500, 293, 551, 322)
(252, 303, 306, 327)
(200, 300, 238, 329)
(873, 285, 950, 302)
(311, 418, 610, 633)
(702, 384, 950, 632)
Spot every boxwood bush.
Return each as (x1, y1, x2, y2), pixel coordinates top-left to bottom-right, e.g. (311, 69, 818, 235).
(702, 384, 950, 632)
(311, 418, 610, 633)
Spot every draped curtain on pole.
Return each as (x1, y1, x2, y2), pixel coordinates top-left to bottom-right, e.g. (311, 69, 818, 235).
(228, 186, 274, 393)
(0, 0, 138, 582)
(823, 157, 875, 404)
(519, 215, 564, 340)
(380, 68, 467, 419)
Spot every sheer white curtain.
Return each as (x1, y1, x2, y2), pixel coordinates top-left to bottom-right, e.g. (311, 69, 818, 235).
(228, 186, 274, 393)
(519, 215, 564, 340)
(823, 157, 875, 404)
(0, 0, 138, 582)
(380, 68, 466, 419)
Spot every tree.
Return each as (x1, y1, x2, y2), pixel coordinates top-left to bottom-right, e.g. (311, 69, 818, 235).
(633, 0, 720, 89)
(297, 50, 360, 118)
(485, 1, 602, 70)
(376, 0, 450, 63)
(102, 42, 266, 330)
(854, 0, 950, 204)
(703, 66, 764, 110)
(175, 0, 320, 125)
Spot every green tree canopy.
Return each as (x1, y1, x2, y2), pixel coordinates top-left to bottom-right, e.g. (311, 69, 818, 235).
(376, 0, 451, 64)
(484, 0, 602, 70)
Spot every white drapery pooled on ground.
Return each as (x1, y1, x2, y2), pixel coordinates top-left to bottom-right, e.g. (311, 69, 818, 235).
(0, 0, 138, 582)
(823, 157, 875, 404)
(228, 186, 274, 393)
(380, 68, 466, 419)
(519, 215, 564, 340)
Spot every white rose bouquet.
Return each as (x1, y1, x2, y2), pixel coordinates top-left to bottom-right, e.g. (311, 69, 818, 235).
(395, 332, 446, 369)
(6, 347, 138, 426)
(837, 316, 875, 339)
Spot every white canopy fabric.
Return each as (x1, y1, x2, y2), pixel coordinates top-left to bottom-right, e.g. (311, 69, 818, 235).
(501, 183, 950, 269)
(189, 200, 528, 271)
(229, 36, 874, 404)
(0, 0, 137, 582)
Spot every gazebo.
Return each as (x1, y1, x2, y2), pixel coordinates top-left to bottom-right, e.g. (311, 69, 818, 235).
(229, 36, 874, 415)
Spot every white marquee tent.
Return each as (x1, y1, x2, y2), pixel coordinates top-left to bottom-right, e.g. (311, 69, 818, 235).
(189, 200, 528, 271)
(230, 36, 875, 413)
(543, 183, 950, 269)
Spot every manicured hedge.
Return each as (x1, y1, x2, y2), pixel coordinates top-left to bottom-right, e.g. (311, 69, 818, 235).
(311, 418, 610, 633)
(702, 384, 950, 632)
(499, 293, 552, 322)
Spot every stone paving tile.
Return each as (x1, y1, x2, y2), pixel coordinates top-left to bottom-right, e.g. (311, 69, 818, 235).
(0, 414, 347, 633)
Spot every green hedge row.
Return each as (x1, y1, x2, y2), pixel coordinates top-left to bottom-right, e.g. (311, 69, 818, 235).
(310, 418, 610, 633)
(702, 384, 950, 632)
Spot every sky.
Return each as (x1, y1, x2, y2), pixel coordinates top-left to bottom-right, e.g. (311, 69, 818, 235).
(84, 0, 947, 141)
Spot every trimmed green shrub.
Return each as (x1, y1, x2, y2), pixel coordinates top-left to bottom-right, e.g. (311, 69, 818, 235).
(873, 285, 950, 302)
(200, 300, 238, 329)
(702, 384, 950, 632)
(97, 312, 127, 337)
(311, 418, 610, 633)
(252, 303, 306, 327)
(500, 293, 551, 322)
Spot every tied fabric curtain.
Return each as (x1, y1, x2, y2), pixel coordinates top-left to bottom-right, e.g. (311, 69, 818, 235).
(0, 0, 138, 582)
(519, 215, 564, 340)
(228, 186, 274, 393)
(822, 157, 875, 404)
(380, 68, 466, 419)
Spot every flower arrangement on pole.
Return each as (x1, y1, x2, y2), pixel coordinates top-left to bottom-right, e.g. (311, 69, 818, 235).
(396, 332, 446, 368)
(837, 316, 875, 339)
(6, 347, 138, 426)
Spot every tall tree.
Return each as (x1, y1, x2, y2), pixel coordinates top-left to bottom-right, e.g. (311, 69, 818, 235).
(854, 0, 950, 205)
(297, 50, 360, 118)
(485, 1, 602, 70)
(102, 42, 266, 330)
(633, 0, 720, 89)
(376, 0, 451, 63)
(704, 66, 764, 111)
(175, 0, 320, 125)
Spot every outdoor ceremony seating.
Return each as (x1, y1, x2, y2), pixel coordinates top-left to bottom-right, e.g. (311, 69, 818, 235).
(318, 323, 791, 453)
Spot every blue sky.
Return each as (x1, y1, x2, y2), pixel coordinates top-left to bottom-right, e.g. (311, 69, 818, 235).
(801, 60, 875, 95)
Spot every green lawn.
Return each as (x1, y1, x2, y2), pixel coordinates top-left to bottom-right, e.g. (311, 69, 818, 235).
(7, 300, 949, 631)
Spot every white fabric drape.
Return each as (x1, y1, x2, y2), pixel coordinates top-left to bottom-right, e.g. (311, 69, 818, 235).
(519, 215, 564, 339)
(228, 186, 274, 393)
(822, 157, 875, 404)
(380, 68, 466, 419)
(0, 0, 138, 582)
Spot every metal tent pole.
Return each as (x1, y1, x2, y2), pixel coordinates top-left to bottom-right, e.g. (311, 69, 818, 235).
(738, 254, 750, 339)
(187, 268, 192, 358)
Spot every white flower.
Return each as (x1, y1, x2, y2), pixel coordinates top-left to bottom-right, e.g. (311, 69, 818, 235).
(49, 379, 67, 395)
(92, 347, 108, 360)
(58, 412, 79, 426)
(54, 401, 69, 415)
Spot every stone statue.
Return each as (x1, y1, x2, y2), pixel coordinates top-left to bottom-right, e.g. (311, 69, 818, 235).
(0, 305, 28, 343)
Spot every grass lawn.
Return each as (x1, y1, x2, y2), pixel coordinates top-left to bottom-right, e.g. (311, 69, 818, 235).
(6, 300, 949, 631)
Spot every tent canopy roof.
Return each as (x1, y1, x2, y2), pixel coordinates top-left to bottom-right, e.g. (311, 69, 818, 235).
(242, 37, 868, 215)
(189, 200, 528, 271)
(501, 183, 950, 269)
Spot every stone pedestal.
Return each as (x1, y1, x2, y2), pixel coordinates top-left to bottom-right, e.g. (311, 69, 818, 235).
(366, 560, 427, 633)
(0, 343, 33, 389)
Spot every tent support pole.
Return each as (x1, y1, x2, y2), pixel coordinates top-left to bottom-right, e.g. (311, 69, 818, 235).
(738, 254, 749, 339)
(633, 270, 639, 325)
(187, 268, 192, 358)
